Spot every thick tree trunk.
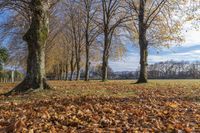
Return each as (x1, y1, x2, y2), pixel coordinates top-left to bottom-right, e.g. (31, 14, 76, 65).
(102, 31, 111, 82)
(137, 0, 148, 83)
(102, 40, 109, 81)
(137, 44, 148, 83)
(8, 0, 50, 94)
(102, 54, 108, 81)
(102, 34, 109, 82)
(85, 45, 90, 81)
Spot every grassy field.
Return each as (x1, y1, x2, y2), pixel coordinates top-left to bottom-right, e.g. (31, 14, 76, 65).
(0, 80, 200, 132)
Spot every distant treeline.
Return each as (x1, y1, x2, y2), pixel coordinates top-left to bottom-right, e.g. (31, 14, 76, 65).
(113, 60, 200, 79)
(47, 60, 200, 80)
(147, 60, 200, 79)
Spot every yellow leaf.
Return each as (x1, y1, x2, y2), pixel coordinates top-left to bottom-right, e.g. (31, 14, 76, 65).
(166, 102, 178, 108)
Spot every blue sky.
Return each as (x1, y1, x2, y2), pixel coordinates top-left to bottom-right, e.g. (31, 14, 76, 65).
(0, 10, 199, 72)
(110, 29, 200, 72)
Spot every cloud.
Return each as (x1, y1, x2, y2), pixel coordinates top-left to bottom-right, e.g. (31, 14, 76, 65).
(182, 30, 200, 47)
(109, 52, 139, 71)
(149, 49, 200, 63)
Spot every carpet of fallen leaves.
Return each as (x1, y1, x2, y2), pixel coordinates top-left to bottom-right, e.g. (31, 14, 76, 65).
(0, 80, 200, 132)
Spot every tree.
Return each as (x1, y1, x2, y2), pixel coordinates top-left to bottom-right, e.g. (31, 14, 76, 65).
(81, 0, 99, 81)
(95, 64, 114, 79)
(98, 0, 129, 81)
(73, 8, 84, 81)
(126, 0, 184, 83)
(147, 61, 200, 79)
(62, 0, 85, 81)
(7, 0, 51, 94)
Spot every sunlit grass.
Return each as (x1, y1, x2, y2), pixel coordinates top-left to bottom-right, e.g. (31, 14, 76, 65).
(0, 80, 200, 104)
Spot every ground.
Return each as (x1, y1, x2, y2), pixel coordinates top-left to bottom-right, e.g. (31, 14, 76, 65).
(0, 80, 200, 132)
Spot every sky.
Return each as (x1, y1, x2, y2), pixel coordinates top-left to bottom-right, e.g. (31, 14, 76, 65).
(0, 8, 199, 72)
(110, 29, 200, 72)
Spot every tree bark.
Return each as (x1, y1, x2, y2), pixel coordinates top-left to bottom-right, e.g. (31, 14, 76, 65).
(137, 0, 148, 83)
(102, 34, 109, 81)
(76, 61, 80, 80)
(137, 44, 148, 83)
(102, 30, 110, 82)
(102, 53, 108, 81)
(8, 0, 50, 94)
(85, 45, 90, 81)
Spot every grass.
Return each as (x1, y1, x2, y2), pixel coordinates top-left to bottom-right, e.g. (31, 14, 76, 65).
(0, 80, 200, 103)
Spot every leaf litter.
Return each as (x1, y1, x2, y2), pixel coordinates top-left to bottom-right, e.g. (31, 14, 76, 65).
(0, 80, 200, 132)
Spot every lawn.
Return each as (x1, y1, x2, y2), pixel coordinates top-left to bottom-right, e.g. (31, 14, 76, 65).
(0, 80, 200, 132)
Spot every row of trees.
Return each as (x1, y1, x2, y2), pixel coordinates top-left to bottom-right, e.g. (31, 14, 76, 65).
(148, 61, 200, 79)
(48, 60, 200, 80)
(0, 0, 199, 93)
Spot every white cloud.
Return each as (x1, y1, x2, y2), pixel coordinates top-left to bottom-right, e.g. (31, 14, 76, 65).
(109, 53, 139, 71)
(182, 30, 200, 47)
(149, 49, 200, 63)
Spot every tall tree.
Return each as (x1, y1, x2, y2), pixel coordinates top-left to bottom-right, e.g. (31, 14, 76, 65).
(81, 0, 99, 81)
(99, 0, 129, 81)
(127, 0, 184, 83)
(74, 9, 84, 81)
(65, 0, 85, 80)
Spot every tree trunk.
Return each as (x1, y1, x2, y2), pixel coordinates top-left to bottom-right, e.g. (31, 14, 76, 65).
(137, 44, 148, 83)
(102, 33, 109, 82)
(85, 10, 90, 81)
(137, 0, 148, 83)
(102, 37, 109, 82)
(70, 52, 75, 81)
(57, 63, 60, 80)
(61, 63, 64, 80)
(76, 61, 80, 80)
(102, 54, 108, 81)
(8, 0, 50, 94)
(75, 50, 81, 80)
(70, 71, 74, 81)
(85, 45, 90, 81)
(65, 63, 69, 80)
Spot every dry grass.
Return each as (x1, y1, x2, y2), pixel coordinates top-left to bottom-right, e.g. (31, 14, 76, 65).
(0, 80, 200, 103)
